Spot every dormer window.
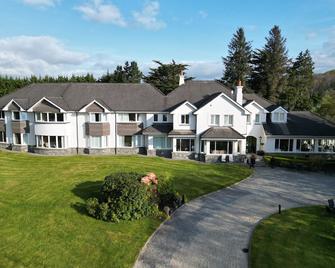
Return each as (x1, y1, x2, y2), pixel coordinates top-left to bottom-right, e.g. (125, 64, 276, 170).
(273, 112, 285, 122)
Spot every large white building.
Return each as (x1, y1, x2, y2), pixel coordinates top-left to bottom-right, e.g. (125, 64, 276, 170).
(0, 78, 334, 162)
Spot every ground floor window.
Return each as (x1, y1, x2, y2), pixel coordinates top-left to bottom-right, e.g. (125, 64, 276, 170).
(176, 138, 194, 152)
(209, 141, 233, 154)
(153, 136, 171, 149)
(13, 133, 22, 145)
(296, 139, 314, 152)
(0, 131, 6, 142)
(275, 139, 294, 152)
(317, 139, 335, 152)
(36, 135, 65, 149)
(90, 136, 107, 148)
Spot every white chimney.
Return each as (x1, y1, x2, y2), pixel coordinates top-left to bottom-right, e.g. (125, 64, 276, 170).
(179, 71, 185, 86)
(235, 80, 243, 105)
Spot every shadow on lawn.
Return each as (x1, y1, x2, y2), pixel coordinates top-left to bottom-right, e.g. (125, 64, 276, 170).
(71, 180, 102, 216)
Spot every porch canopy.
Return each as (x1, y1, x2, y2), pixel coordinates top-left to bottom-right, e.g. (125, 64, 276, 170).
(201, 127, 245, 155)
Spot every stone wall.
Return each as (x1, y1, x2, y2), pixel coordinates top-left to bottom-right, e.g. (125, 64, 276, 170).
(172, 152, 195, 160)
(147, 149, 172, 158)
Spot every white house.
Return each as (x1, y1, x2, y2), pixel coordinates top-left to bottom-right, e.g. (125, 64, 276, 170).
(0, 78, 334, 162)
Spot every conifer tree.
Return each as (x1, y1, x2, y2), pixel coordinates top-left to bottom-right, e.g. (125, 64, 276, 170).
(250, 25, 289, 101)
(222, 28, 252, 87)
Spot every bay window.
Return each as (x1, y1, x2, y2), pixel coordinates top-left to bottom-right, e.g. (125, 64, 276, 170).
(153, 136, 171, 149)
(176, 138, 195, 152)
(36, 135, 65, 149)
(209, 141, 233, 154)
(275, 139, 293, 152)
(210, 114, 220, 126)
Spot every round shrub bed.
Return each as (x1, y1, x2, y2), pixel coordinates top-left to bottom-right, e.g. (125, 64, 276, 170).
(86, 172, 182, 222)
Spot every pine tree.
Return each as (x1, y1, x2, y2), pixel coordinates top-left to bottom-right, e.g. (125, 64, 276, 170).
(250, 26, 289, 101)
(280, 50, 314, 110)
(143, 60, 193, 94)
(222, 28, 252, 87)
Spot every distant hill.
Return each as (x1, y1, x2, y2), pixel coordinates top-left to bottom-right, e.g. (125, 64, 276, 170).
(313, 69, 335, 94)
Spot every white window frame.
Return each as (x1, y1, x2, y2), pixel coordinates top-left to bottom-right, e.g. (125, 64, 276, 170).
(210, 114, 220, 126)
(180, 114, 190, 125)
(223, 115, 234, 126)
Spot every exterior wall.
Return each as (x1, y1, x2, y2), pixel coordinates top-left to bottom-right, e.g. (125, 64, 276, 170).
(171, 103, 196, 131)
(196, 95, 248, 136)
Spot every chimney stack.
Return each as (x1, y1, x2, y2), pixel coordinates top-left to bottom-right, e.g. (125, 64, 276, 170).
(179, 71, 185, 86)
(235, 80, 243, 105)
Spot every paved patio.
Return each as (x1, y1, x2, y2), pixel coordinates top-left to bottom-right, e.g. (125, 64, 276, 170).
(135, 167, 335, 268)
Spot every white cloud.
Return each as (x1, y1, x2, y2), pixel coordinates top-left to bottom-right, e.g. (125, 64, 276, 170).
(75, 0, 126, 26)
(22, 0, 59, 7)
(133, 1, 166, 30)
(312, 27, 335, 72)
(0, 36, 88, 77)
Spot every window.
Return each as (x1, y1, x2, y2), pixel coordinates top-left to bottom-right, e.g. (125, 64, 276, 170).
(176, 139, 195, 152)
(162, 114, 167, 122)
(154, 114, 159, 122)
(36, 135, 65, 148)
(119, 135, 133, 147)
(246, 115, 251, 124)
(296, 139, 314, 152)
(13, 133, 22, 145)
(181, 114, 190, 125)
(0, 131, 5, 142)
(35, 112, 65, 122)
(13, 111, 20, 120)
(224, 115, 234, 126)
(209, 141, 233, 154)
(273, 112, 285, 122)
(255, 114, 260, 124)
(153, 136, 171, 149)
(274, 139, 293, 152)
(0, 111, 4, 119)
(210, 114, 220, 126)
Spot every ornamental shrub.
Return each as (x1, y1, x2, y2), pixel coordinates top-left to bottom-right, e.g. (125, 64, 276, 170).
(86, 172, 158, 222)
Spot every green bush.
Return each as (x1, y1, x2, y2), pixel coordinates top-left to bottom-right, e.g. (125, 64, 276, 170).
(86, 172, 158, 222)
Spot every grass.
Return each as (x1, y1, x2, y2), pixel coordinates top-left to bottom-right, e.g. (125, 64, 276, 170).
(250, 206, 335, 268)
(0, 150, 252, 268)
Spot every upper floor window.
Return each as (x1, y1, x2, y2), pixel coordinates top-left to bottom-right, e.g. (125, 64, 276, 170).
(0, 111, 4, 119)
(224, 115, 233, 126)
(210, 114, 220, 126)
(255, 114, 260, 124)
(35, 112, 65, 122)
(12, 111, 20, 120)
(181, 114, 190, 125)
(273, 112, 285, 122)
(153, 114, 159, 122)
(246, 115, 251, 124)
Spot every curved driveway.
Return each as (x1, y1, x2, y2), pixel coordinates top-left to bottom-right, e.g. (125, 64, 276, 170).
(135, 167, 335, 268)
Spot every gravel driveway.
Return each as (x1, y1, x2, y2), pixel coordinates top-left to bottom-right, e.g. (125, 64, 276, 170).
(135, 167, 335, 268)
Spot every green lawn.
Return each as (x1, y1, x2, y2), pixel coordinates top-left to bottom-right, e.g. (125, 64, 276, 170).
(0, 151, 251, 268)
(250, 206, 335, 268)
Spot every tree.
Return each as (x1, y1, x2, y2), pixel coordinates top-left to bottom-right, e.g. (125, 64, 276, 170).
(222, 28, 252, 87)
(250, 26, 289, 101)
(280, 50, 314, 110)
(143, 60, 193, 94)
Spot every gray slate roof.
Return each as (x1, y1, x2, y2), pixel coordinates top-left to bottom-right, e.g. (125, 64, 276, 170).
(201, 127, 245, 139)
(142, 123, 173, 135)
(263, 111, 335, 137)
(0, 83, 166, 112)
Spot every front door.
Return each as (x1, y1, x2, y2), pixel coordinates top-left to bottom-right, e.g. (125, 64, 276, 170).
(246, 136, 257, 154)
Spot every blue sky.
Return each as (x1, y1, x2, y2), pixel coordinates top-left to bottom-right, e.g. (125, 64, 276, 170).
(0, 0, 334, 78)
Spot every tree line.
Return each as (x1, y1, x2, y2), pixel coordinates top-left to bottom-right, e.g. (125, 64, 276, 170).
(0, 26, 334, 121)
